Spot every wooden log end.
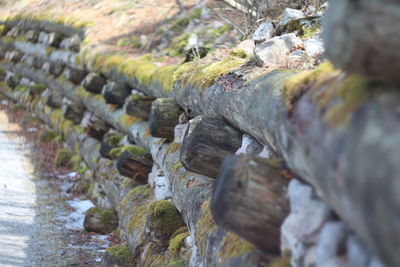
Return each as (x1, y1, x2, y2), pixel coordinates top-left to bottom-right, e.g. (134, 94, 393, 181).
(180, 115, 242, 178)
(149, 98, 183, 140)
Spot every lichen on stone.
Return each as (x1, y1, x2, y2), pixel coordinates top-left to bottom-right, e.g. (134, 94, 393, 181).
(105, 245, 132, 266)
(218, 232, 255, 263)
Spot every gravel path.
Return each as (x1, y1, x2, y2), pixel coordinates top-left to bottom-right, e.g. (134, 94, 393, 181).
(0, 111, 108, 266)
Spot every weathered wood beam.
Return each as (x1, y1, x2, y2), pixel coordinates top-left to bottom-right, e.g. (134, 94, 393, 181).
(124, 94, 155, 120)
(102, 81, 130, 106)
(63, 67, 86, 84)
(82, 72, 107, 94)
(115, 146, 153, 183)
(85, 114, 111, 140)
(180, 115, 242, 178)
(62, 100, 85, 124)
(212, 155, 290, 253)
(149, 98, 182, 140)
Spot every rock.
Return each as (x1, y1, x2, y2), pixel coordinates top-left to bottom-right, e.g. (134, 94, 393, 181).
(237, 40, 255, 57)
(144, 200, 185, 248)
(347, 235, 371, 267)
(252, 21, 275, 44)
(278, 8, 305, 27)
(315, 221, 347, 266)
(25, 30, 39, 42)
(304, 37, 324, 57)
(254, 33, 303, 66)
(173, 123, 188, 144)
(42, 61, 64, 76)
(83, 207, 118, 233)
(281, 179, 332, 264)
(103, 245, 133, 267)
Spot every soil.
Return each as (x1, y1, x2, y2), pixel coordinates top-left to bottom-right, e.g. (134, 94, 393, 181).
(0, 96, 123, 266)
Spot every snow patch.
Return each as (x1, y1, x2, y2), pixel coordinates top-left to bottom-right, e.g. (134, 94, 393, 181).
(148, 165, 172, 200)
(65, 199, 95, 230)
(258, 146, 270, 158)
(235, 134, 253, 155)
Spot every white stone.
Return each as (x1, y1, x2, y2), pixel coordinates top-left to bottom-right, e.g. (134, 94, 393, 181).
(347, 235, 371, 267)
(254, 33, 303, 66)
(279, 8, 305, 27)
(315, 221, 347, 266)
(304, 37, 325, 57)
(174, 123, 188, 144)
(252, 21, 275, 43)
(237, 39, 255, 57)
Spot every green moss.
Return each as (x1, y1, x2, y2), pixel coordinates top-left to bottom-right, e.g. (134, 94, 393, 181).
(148, 200, 185, 241)
(269, 256, 291, 267)
(0, 25, 6, 36)
(55, 149, 75, 167)
(152, 65, 179, 92)
(118, 184, 153, 211)
(174, 52, 248, 89)
(85, 207, 116, 225)
(120, 114, 140, 127)
(166, 142, 180, 154)
(218, 232, 255, 262)
(15, 35, 27, 42)
(31, 84, 46, 94)
(106, 245, 132, 264)
(46, 47, 53, 56)
(14, 86, 29, 94)
(50, 109, 63, 125)
(127, 203, 149, 234)
(282, 62, 335, 106)
(135, 62, 158, 86)
(171, 161, 183, 173)
(170, 8, 201, 32)
(38, 129, 59, 143)
(61, 119, 74, 137)
(324, 74, 381, 127)
(117, 35, 140, 48)
(196, 199, 217, 256)
(210, 24, 231, 38)
(109, 145, 147, 159)
(105, 133, 123, 147)
(169, 33, 190, 57)
(102, 55, 125, 72)
(169, 231, 189, 255)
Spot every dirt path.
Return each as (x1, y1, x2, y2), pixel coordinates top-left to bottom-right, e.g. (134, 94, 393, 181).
(0, 108, 111, 266)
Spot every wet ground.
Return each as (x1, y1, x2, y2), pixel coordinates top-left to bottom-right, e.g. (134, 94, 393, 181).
(0, 100, 113, 266)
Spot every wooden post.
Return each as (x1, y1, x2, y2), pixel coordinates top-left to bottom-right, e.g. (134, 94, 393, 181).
(180, 115, 242, 178)
(102, 81, 131, 106)
(149, 98, 182, 140)
(82, 72, 107, 94)
(211, 155, 290, 253)
(115, 146, 153, 183)
(124, 94, 155, 120)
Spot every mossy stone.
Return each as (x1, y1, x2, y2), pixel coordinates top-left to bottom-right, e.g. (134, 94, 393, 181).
(145, 200, 185, 248)
(54, 149, 75, 167)
(84, 207, 118, 234)
(103, 245, 133, 267)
